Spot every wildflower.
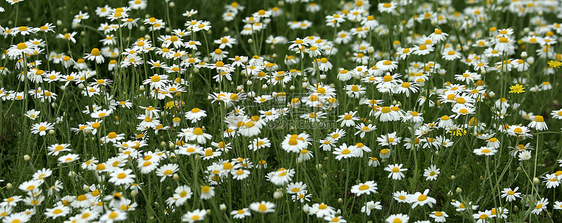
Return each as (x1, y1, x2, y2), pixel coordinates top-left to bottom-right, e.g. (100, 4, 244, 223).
(231, 208, 251, 219)
(384, 164, 407, 180)
(292, 192, 311, 203)
(250, 201, 275, 214)
(429, 211, 449, 222)
(361, 201, 382, 216)
(531, 198, 548, 215)
(378, 2, 397, 13)
(423, 165, 440, 181)
(31, 122, 54, 136)
(85, 48, 104, 64)
(310, 203, 336, 218)
(473, 147, 498, 156)
(528, 115, 548, 131)
(385, 213, 409, 223)
(19, 179, 43, 192)
(57, 32, 78, 43)
(548, 60, 562, 68)
(509, 84, 525, 94)
(407, 189, 437, 208)
(100, 210, 127, 222)
(333, 144, 358, 160)
(109, 169, 135, 186)
(182, 209, 206, 222)
(473, 211, 491, 223)
(156, 164, 179, 182)
(45, 205, 70, 219)
(200, 186, 215, 200)
(266, 168, 295, 185)
(2, 213, 30, 223)
(351, 181, 378, 196)
(57, 153, 80, 164)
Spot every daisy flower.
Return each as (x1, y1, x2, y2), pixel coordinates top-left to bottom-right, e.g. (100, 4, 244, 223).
(231, 208, 251, 219)
(310, 203, 336, 218)
(57, 153, 80, 164)
(47, 144, 71, 156)
(361, 201, 382, 216)
(25, 109, 40, 120)
(531, 198, 548, 215)
(168, 185, 192, 207)
(473, 147, 498, 156)
(182, 209, 206, 222)
(266, 168, 295, 185)
(350, 181, 378, 196)
(31, 122, 54, 136)
(109, 169, 135, 186)
(286, 182, 307, 194)
(423, 165, 440, 181)
(19, 179, 43, 192)
(384, 163, 407, 180)
(156, 164, 179, 182)
(100, 210, 127, 222)
(407, 189, 437, 209)
(200, 186, 215, 200)
(333, 143, 358, 160)
(44, 205, 70, 219)
(250, 201, 275, 214)
(430, 211, 448, 222)
(528, 115, 548, 131)
(385, 213, 409, 223)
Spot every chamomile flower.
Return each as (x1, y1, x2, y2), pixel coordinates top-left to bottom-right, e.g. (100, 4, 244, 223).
(350, 181, 378, 196)
(384, 164, 407, 180)
(31, 122, 54, 136)
(250, 201, 275, 214)
(407, 189, 437, 208)
(386, 214, 409, 223)
(182, 209, 206, 222)
(531, 198, 548, 215)
(109, 169, 135, 186)
(231, 208, 251, 219)
(423, 165, 440, 181)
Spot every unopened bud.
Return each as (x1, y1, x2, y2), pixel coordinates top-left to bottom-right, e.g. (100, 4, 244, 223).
(533, 177, 540, 184)
(273, 191, 283, 199)
(23, 155, 30, 161)
(220, 204, 227, 211)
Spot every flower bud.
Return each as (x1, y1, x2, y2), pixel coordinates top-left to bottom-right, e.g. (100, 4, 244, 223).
(23, 155, 30, 161)
(220, 204, 227, 211)
(303, 204, 310, 213)
(173, 174, 180, 181)
(131, 190, 138, 197)
(273, 191, 283, 199)
(456, 187, 462, 194)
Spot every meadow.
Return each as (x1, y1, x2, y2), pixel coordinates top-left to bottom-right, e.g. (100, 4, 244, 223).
(0, 0, 562, 222)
